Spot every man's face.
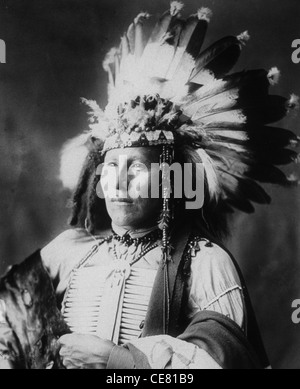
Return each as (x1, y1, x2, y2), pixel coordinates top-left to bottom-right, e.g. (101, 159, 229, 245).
(100, 147, 162, 229)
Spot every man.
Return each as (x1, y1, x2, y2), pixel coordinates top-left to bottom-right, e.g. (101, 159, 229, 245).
(0, 2, 298, 369)
(0, 141, 267, 369)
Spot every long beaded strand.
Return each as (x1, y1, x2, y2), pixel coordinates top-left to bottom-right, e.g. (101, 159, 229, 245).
(160, 145, 174, 334)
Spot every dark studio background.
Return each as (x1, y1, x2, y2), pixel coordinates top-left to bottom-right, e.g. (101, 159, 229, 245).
(0, 0, 299, 369)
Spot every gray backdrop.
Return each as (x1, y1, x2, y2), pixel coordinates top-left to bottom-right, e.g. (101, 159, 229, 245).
(0, 0, 299, 369)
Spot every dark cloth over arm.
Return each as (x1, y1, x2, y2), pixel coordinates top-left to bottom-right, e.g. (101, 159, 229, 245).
(177, 310, 262, 369)
(113, 310, 262, 369)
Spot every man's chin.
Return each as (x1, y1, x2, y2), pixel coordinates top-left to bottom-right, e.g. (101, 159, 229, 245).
(108, 209, 139, 227)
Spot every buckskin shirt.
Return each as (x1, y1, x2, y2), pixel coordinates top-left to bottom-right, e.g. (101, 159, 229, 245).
(0, 224, 268, 369)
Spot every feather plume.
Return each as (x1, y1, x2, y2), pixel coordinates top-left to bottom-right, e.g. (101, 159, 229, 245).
(165, 13, 209, 82)
(184, 70, 269, 109)
(189, 68, 216, 87)
(183, 87, 240, 118)
(138, 8, 183, 81)
(193, 109, 247, 125)
(293, 153, 300, 164)
(149, 10, 172, 43)
(197, 7, 213, 22)
(206, 140, 248, 154)
(102, 48, 119, 93)
(134, 12, 151, 57)
(170, 1, 184, 16)
(218, 171, 257, 213)
(237, 31, 250, 46)
(287, 173, 300, 185)
(121, 35, 130, 57)
(189, 36, 242, 83)
(220, 172, 271, 205)
(207, 146, 295, 186)
(286, 94, 300, 110)
(127, 21, 136, 54)
(196, 148, 220, 199)
(243, 95, 289, 124)
(59, 134, 90, 190)
(290, 136, 300, 148)
(207, 129, 249, 141)
(267, 67, 281, 86)
(81, 98, 105, 122)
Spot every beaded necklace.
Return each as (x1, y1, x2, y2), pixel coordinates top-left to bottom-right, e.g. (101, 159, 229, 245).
(111, 236, 160, 266)
(84, 226, 162, 267)
(111, 228, 162, 265)
(111, 228, 162, 246)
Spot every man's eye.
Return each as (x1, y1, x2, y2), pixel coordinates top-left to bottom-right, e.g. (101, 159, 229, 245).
(105, 162, 118, 168)
(132, 163, 142, 169)
(129, 163, 145, 172)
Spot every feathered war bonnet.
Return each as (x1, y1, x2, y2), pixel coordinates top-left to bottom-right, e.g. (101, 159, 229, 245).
(60, 2, 299, 253)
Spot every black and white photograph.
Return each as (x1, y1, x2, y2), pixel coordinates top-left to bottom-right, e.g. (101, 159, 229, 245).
(0, 0, 299, 371)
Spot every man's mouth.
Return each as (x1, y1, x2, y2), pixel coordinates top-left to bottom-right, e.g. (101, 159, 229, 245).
(111, 198, 134, 204)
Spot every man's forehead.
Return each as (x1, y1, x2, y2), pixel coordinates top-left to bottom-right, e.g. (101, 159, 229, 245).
(104, 147, 161, 161)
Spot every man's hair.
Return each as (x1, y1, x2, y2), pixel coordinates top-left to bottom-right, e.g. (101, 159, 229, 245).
(68, 146, 230, 241)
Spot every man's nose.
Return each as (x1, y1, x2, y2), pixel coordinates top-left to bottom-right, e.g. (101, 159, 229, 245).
(116, 156, 129, 191)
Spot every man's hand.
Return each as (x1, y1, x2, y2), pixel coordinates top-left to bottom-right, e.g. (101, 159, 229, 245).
(58, 334, 115, 369)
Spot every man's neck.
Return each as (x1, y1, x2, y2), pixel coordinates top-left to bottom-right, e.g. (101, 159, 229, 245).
(111, 222, 158, 239)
